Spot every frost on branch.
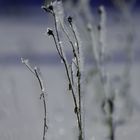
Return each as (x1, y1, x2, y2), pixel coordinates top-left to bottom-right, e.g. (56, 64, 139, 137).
(21, 58, 48, 140)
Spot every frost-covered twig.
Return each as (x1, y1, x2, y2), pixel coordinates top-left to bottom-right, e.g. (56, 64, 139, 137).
(21, 58, 48, 140)
(67, 16, 83, 136)
(97, 6, 116, 140)
(42, 1, 84, 140)
(102, 93, 115, 140)
(85, 2, 134, 140)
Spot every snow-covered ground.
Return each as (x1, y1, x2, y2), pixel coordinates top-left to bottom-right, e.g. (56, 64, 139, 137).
(0, 10, 140, 140)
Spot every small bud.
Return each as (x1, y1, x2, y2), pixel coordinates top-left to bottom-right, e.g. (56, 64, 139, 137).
(41, 5, 53, 13)
(76, 70, 80, 77)
(68, 16, 73, 24)
(47, 28, 53, 36)
(69, 83, 72, 90)
(102, 98, 114, 115)
(40, 93, 43, 100)
(98, 5, 104, 15)
(98, 8, 102, 15)
(97, 25, 101, 31)
(107, 99, 114, 114)
(74, 107, 79, 114)
(73, 52, 77, 58)
(72, 49, 76, 57)
(48, 5, 53, 11)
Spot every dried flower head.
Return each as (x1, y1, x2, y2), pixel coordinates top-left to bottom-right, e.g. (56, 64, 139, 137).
(41, 4, 54, 13)
(47, 28, 54, 36)
(98, 5, 104, 15)
(68, 16, 73, 24)
(97, 25, 101, 31)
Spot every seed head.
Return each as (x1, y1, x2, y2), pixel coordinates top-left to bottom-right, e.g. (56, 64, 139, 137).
(68, 16, 73, 24)
(48, 5, 53, 11)
(47, 28, 54, 36)
(41, 4, 53, 13)
(97, 25, 101, 31)
(98, 5, 104, 15)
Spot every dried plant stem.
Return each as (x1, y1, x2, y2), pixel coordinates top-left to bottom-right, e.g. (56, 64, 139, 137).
(21, 58, 48, 140)
(68, 22, 83, 139)
(45, 6, 83, 140)
(60, 19, 83, 140)
(61, 16, 83, 130)
(69, 23, 80, 54)
(108, 115, 115, 140)
(34, 68, 48, 140)
(60, 22, 77, 59)
(51, 28, 82, 133)
(110, 122, 115, 140)
(108, 98, 115, 140)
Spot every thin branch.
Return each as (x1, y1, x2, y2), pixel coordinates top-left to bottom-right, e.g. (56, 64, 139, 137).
(21, 58, 35, 75)
(68, 18, 83, 134)
(49, 29, 81, 130)
(34, 67, 48, 140)
(22, 58, 48, 140)
(68, 19, 80, 55)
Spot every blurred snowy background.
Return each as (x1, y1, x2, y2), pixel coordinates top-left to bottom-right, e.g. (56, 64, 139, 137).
(0, 0, 140, 140)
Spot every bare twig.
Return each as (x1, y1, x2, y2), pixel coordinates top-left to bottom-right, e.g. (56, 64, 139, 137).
(67, 17, 83, 139)
(47, 27, 82, 135)
(21, 58, 48, 140)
